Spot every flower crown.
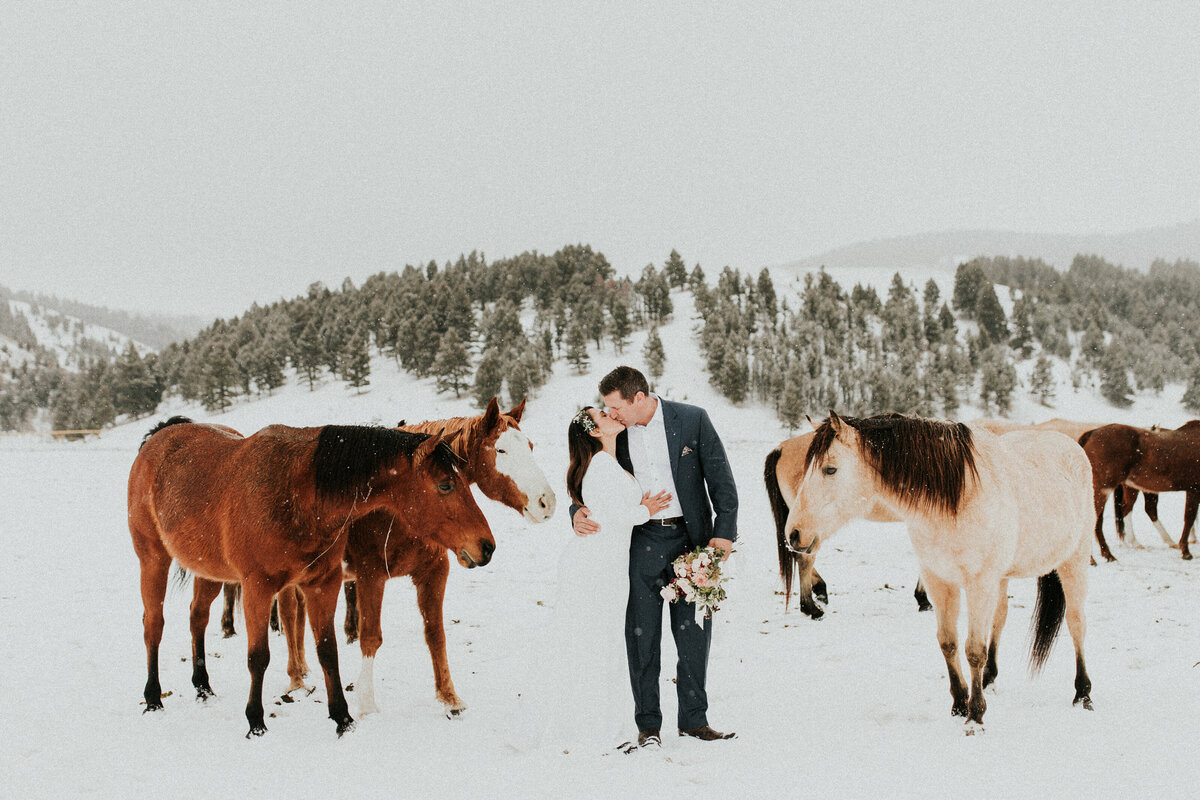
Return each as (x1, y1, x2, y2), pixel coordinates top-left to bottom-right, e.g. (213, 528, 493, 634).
(573, 408, 597, 433)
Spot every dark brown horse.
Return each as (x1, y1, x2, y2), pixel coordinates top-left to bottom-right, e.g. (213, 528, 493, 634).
(128, 416, 494, 737)
(277, 397, 555, 716)
(1078, 420, 1200, 560)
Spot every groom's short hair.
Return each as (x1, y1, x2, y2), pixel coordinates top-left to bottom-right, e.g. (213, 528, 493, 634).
(599, 366, 650, 400)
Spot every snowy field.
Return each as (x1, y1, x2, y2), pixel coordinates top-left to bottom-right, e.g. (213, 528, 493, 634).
(2, 292, 1197, 798)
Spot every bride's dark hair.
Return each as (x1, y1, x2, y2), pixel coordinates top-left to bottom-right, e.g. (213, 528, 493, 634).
(566, 406, 602, 507)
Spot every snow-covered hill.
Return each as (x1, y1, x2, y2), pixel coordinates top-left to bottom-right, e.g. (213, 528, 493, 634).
(1, 289, 1196, 798)
(1, 297, 153, 371)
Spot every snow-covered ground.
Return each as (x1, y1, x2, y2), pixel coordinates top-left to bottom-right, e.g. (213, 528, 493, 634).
(1, 291, 1197, 798)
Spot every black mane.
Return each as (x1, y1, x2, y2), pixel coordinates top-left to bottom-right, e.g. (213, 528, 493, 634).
(807, 413, 978, 516)
(140, 416, 194, 450)
(313, 425, 460, 499)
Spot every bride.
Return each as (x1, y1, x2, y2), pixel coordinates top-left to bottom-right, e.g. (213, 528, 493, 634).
(540, 405, 670, 752)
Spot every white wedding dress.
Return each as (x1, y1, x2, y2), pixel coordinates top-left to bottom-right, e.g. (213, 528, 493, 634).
(541, 450, 649, 751)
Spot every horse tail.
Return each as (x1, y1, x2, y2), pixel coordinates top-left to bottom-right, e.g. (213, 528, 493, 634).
(140, 415, 194, 449)
(173, 565, 191, 590)
(1028, 570, 1066, 674)
(765, 447, 796, 608)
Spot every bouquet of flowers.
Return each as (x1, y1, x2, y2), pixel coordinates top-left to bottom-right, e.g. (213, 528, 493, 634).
(659, 545, 730, 628)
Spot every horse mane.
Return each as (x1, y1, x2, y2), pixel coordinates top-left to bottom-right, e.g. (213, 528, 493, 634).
(313, 426, 460, 500)
(140, 416, 194, 450)
(807, 413, 979, 516)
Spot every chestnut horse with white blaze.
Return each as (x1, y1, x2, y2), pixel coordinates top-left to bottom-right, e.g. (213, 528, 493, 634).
(785, 413, 1094, 728)
(128, 416, 494, 737)
(277, 397, 556, 716)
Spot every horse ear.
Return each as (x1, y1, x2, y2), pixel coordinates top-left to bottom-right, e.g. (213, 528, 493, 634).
(414, 429, 444, 465)
(442, 428, 462, 448)
(805, 414, 816, 432)
(828, 409, 845, 436)
(507, 398, 527, 423)
(395, 419, 406, 429)
(482, 396, 501, 429)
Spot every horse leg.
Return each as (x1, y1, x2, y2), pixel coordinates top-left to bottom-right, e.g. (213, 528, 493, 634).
(352, 570, 387, 716)
(922, 572, 969, 718)
(1179, 492, 1197, 560)
(240, 578, 280, 737)
(189, 577, 224, 700)
(220, 583, 239, 638)
(797, 556, 824, 619)
(343, 581, 359, 643)
(136, 548, 171, 712)
(1141, 491, 1171, 546)
(414, 553, 466, 716)
(1092, 487, 1116, 562)
(276, 586, 311, 693)
(982, 579, 1009, 690)
(962, 582, 1002, 726)
(914, 577, 931, 612)
(299, 569, 355, 736)
(811, 566, 828, 605)
(1116, 486, 1143, 548)
(1057, 555, 1093, 709)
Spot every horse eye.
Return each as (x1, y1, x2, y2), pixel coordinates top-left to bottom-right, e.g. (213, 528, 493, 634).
(822, 466, 837, 476)
(437, 482, 453, 493)
(496, 448, 507, 454)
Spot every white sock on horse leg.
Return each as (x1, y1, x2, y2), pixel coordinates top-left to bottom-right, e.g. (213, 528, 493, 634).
(1121, 514, 1139, 546)
(356, 656, 380, 715)
(1153, 519, 1175, 545)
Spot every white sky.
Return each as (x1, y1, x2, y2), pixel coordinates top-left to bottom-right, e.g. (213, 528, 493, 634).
(2, 2, 1199, 317)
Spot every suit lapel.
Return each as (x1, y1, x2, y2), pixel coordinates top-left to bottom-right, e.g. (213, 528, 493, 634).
(616, 428, 633, 474)
(663, 399, 681, 479)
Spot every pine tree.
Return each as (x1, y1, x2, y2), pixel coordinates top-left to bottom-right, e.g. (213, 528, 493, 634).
(975, 283, 1008, 344)
(979, 347, 1017, 415)
(664, 249, 688, 288)
(472, 347, 504, 408)
(1099, 345, 1133, 407)
(1009, 296, 1034, 359)
(296, 320, 323, 390)
(778, 363, 806, 431)
(609, 297, 631, 353)
(952, 260, 988, 316)
(1030, 354, 1056, 406)
(343, 326, 371, 393)
(688, 264, 706, 292)
(1182, 363, 1200, 413)
(566, 319, 589, 374)
(433, 329, 472, 397)
(643, 327, 666, 380)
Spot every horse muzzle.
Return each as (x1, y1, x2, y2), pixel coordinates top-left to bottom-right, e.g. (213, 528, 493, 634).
(788, 529, 818, 555)
(524, 489, 557, 523)
(458, 540, 495, 569)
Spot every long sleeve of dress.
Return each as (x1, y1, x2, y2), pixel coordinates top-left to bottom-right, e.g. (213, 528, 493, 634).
(582, 452, 650, 534)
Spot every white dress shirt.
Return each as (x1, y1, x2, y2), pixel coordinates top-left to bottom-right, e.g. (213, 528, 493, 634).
(625, 395, 684, 519)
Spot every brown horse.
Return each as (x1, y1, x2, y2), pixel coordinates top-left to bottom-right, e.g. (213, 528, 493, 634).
(128, 416, 495, 737)
(1078, 421, 1200, 561)
(277, 397, 556, 716)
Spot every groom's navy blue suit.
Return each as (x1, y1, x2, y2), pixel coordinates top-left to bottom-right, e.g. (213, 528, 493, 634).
(572, 398, 738, 732)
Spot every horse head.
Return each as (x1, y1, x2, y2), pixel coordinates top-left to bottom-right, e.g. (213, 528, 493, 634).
(786, 411, 873, 557)
(474, 397, 557, 523)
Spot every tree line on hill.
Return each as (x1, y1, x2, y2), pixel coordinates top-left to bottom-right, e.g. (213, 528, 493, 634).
(4, 246, 1200, 434)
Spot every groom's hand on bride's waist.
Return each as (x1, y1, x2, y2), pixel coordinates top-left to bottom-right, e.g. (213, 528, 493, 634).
(572, 506, 600, 537)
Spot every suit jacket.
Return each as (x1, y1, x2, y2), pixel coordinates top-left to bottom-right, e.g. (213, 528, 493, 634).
(572, 398, 738, 548)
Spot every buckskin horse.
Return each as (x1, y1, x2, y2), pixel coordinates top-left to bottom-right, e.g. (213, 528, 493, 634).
(785, 412, 1094, 729)
(128, 417, 495, 737)
(275, 398, 556, 716)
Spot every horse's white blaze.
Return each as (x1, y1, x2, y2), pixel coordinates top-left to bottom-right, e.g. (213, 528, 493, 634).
(356, 656, 380, 716)
(494, 428, 556, 522)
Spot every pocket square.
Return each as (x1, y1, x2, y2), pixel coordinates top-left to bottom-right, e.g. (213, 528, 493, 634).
(680, 446, 694, 456)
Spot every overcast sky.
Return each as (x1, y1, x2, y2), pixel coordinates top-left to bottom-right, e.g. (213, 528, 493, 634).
(3, 2, 1199, 318)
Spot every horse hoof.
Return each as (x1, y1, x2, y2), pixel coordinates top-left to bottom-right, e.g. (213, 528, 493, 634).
(246, 725, 267, 738)
(445, 705, 467, 719)
(336, 718, 356, 737)
(142, 703, 163, 714)
(964, 721, 984, 736)
(951, 704, 968, 718)
(1182, 552, 1194, 561)
(1074, 695, 1095, 711)
(195, 686, 215, 701)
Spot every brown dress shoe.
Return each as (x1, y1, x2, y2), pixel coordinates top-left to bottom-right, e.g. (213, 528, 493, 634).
(679, 725, 736, 741)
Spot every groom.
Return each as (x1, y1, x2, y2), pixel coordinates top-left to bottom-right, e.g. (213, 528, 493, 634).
(570, 365, 738, 749)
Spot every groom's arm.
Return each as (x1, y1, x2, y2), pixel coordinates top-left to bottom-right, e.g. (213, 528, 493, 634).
(569, 501, 600, 536)
(697, 408, 738, 544)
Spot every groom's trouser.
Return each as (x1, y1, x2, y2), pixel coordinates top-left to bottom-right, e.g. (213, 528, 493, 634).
(626, 519, 712, 732)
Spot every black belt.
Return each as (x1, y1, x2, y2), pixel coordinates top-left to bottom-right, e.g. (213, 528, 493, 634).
(649, 516, 685, 527)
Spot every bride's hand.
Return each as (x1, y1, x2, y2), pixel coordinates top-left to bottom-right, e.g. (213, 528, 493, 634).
(641, 491, 672, 515)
